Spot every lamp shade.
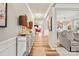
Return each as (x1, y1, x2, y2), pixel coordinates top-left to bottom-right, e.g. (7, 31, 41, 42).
(19, 15, 27, 26)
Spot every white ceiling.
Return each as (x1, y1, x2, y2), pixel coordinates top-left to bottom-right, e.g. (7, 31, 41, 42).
(28, 3, 50, 17)
(27, 3, 79, 25)
(28, 3, 50, 13)
(27, 3, 79, 20)
(27, 3, 79, 15)
(55, 3, 79, 8)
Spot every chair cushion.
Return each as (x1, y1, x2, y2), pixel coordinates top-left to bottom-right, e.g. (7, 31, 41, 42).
(74, 39, 79, 42)
(71, 40, 79, 46)
(74, 33, 79, 41)
(71, 46, 79, 51)
(61, 30, 67, 37)
(66, 31, 74, 40)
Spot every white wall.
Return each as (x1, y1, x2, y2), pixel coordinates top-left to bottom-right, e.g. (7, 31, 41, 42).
(56, 9, 79, 19)
(0, 4, 18, 42)
(48, 8, 57, 48)
(43, 16, 49, 36)
(0, 3, 32, 42)
(56, 9, 79, 31)
(0, 3, 32, 56)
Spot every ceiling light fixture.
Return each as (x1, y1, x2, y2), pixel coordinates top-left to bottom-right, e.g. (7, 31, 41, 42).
(35, 13, 42, 18)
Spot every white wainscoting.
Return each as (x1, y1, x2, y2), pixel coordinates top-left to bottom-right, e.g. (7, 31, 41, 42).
(0, 37, 16, 56)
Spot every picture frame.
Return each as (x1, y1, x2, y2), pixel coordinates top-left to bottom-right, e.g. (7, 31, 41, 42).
(0, 3, 7, 27)
(48, 16, 52, 31)
(50, 17, 52, 31)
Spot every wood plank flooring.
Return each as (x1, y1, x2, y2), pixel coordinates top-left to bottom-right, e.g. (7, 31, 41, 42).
(30, 33, 59, 56)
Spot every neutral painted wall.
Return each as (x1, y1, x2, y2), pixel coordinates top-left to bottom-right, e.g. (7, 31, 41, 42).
(0, 3, 18, 42)
(56, 9, 79, 31)
(56, 9, 79, 19)
(48, 8, 57, 48)
(43, 17, 49, 36)
(0, 3, 32, 56)
(0, 3, 31, 42)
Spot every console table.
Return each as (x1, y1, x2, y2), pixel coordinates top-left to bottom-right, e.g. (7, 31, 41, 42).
(16, 34, 34, 56)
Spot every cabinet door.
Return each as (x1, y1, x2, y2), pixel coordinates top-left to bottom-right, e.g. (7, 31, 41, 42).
(17, 37, 26, 56)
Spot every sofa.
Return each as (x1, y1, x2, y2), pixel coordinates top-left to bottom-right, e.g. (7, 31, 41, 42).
(60, 30, 79, 51)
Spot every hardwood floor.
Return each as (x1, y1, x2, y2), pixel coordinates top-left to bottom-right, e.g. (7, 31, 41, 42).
(30, 33, 59, 56)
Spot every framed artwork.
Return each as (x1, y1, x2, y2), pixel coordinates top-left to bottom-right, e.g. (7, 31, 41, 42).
(56, 21, 63, 29)
(0, 3, 7, 27)
(50, 17, 52, 31)
(48, 17, 52, 31)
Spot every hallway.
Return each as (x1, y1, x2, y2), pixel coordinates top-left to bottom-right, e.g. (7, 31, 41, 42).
(1, 3, 79, 56)
(30, 33, 59, 56)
